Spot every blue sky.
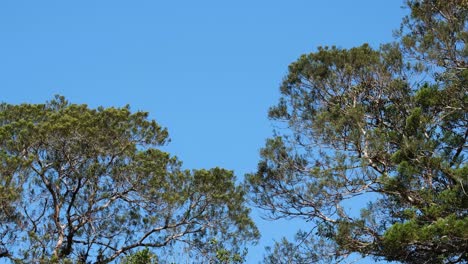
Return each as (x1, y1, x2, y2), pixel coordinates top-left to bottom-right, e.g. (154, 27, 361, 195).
(1, 1, 407, 263)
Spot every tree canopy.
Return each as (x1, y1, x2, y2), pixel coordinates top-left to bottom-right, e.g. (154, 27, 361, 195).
(1, 0, 467, 263)
(0, 96, 258, 263)
(247, 0, 467, 263)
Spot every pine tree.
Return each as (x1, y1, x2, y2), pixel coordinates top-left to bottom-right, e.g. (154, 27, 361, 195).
(247, 0, 467, 262)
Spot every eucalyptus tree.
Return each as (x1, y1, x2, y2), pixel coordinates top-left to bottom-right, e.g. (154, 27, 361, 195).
(0, 96, 258, 263)
(247, 0, 467, 263)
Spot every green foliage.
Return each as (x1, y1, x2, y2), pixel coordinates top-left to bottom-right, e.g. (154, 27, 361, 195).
(0, 96, 258, 263)
(203, 238, 247, 264)
(121, 248, 158, 264)
(248, 0, 467, 263)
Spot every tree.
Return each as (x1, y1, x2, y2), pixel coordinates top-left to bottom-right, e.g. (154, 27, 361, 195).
(247, 0, 467, 263)
(0, 96, 258, 263)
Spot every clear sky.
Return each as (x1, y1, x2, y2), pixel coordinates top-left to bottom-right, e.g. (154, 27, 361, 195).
(0, 1, 407, 263)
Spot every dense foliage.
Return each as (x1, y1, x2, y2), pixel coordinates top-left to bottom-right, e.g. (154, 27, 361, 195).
(247, 0, 467, 263)
(0, 96, 258, 263)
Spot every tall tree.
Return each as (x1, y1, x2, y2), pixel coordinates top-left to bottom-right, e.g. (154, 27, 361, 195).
(247, 0, 467, 263)
(0, 96, 258, 263)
